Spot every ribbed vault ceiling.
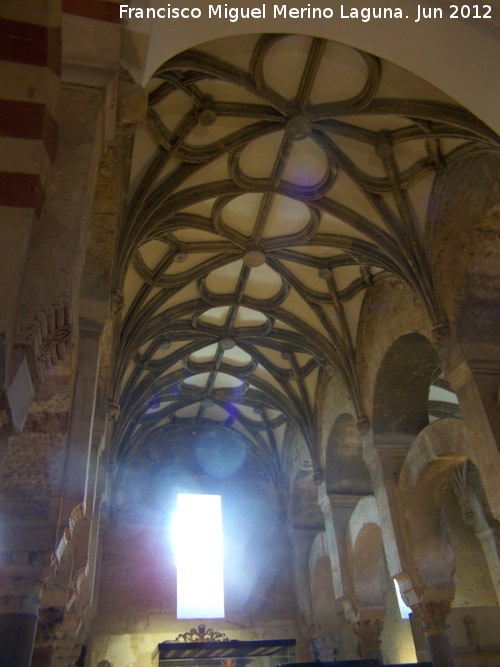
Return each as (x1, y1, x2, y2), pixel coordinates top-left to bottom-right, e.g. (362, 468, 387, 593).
(110, 34, 498, 496)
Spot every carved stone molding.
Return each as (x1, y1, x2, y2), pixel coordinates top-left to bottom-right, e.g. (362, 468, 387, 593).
(36, 606, 65, 645)
(450, 461, 476, 524)
(68, 502, 85, 538)
(53, 502, 86, 565)
(455, 613, 500, 661)
(412, 599, 452, 635)
(313, 468, 325, 485)
(92, 428, 106, 454)
(431, 322, 451, 348)
(72, 565, 89, 597)
(352, 618, 384, 660)
(173, 624, 229, 642)
(106, 400, 120, 422)
(394, 571, 420, 607)
(338, 595, 357, 623)
(355, 415, 370, 434)
(23, 303, 73, 382)
(312, 632, 340, 662)
(110, 290, 125, 317)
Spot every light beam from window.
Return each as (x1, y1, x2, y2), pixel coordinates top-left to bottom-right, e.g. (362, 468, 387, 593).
(173, 493, 225, 619)
(394, 579, 411, 620)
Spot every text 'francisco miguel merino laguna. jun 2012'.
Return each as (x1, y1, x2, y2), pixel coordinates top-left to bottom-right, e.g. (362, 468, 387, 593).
(119, 4, 493, 23)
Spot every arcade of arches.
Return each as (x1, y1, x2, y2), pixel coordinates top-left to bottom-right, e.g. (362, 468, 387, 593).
(0, 2, 499, 667)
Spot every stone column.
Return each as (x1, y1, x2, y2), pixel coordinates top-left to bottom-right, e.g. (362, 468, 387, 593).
(362, 440, 413, 582)
(285, 521, 315, 660)
(412, 600, 456, 667)
(288, 524, 315, 624)
(318, 484, 361, 612)
(352, 616, 384, 661)
(55, 318, 103, 564)
(440, 340, 500, 519)
(0, 575, 41, 667)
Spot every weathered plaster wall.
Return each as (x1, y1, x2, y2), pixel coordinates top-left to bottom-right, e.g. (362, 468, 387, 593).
(444, 489, 497, 607)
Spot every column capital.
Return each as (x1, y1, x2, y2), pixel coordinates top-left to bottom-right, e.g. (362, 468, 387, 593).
(35, 606, 65, 646)
(312, 468, 324, 485)
(431, 322, 451, 348)
(355, 415, 370, 434)
(106, 399, 120, 422)
(110, 290, 125, 317)
(352, 617, 384, 660)
(412, 599, 452, 635)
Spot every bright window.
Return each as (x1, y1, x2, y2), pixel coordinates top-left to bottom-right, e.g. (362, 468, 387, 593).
(394, 579, 411, 620)
(173, 493, 225, 619)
